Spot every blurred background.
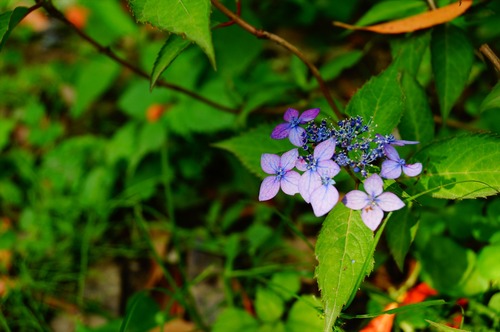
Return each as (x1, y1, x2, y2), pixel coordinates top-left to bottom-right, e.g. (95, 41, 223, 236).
(1, 0, 499, 331)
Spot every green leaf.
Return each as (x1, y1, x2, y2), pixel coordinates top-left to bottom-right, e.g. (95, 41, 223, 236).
(355, 0, 427, 27)
(431, 25, 474, 121)
(399, 74, 434, 144)
(315, 204, 374, 331)
(0, 117, 15, 150)
(213, 123, 293, 178)
(419, 236, 488, 297)
(392, 31, 430, 78)
(212, 308, 259, 332)
(345, 62, 404, 134)
(255, 286, 285, 323)
(309, 50, 363, 90)
(415, 133, 500, 199)
(477, 244, 500, 281)
(128, 0, 215, 68)
(0, 7, 29, 51)
(120, 292, 160, 332)
(385, 208, 418, 271)
(285, 296, 323, 332)
(71, 56, 120, 117)
(150, 35, 191, 90)
(479, 82, 500, 113)
(425, 320, 471, 332)
(270, 272, 301, 302)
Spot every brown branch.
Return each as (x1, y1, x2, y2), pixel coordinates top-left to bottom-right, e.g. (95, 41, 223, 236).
(211, 0, 344, 120)
(479, 44, 500, 75)
(35, 0, 236, 114)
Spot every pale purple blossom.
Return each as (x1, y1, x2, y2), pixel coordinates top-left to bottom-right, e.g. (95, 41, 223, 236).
(259, 149, 300, 201)
(310, 174, 340, 217)
(271, 108, 320, 147)
(296, 138, 339, 203)
(342, 174, 405, 231)
(380, 145, 422, 179)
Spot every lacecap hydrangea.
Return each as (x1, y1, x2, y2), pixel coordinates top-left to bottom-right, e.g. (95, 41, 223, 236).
(259, 108, 422, 231)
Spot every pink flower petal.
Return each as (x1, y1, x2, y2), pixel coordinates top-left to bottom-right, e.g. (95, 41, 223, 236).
(403, 163, 422, 177)
(383, 145, 400, 161)
(261, 154, 280, 175)
(283, 108, 299, 122)
(363, 174, 384, 197)
(298, 108, 320, 123)
(280, 149, 299, 171)
(380, 160, 402, 179)
(311, 185, 339, 217)
(299, 171, 321, 203)
(342, 190, 369, 210)
(289, 127, 306, 147)
(313, 138, 336, 161)
(281, 171, 300, 196)
(271, 123, 291, 139)
(361, 205, 384, 231)
(259, 176, 280, 201)
(376, 192, 405, 212)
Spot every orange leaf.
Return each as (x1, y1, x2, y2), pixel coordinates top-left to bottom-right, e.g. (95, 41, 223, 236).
(334, 0, 472, 34)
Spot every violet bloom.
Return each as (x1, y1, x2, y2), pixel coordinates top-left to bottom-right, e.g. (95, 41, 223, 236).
(271, 108, 320, 147)
(259, 149, 300, 201)
(310, 173, 340, 217)
(296, 138, 339, 203)
(380, 145, 422, 179)
(343, 174, 405, 231)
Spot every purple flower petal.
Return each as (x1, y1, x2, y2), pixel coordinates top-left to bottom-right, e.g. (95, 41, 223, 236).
(298, 108, 320, 123)
(281, 171, 300, 196)
(299, 171, 321, 203)
(342, 190, 369, 210)
(380, 160, 402, 179)
(317, 159, 341, 178)
(376, 192, 405, 212)
(289, 127, 306, 147)
(383, 145, 400, 161)
(310, 184, 339, 217)
(280, 149, 299, 171)
(363, 174, 384, 197)
(392, 139, 419, 146)
(261, 154, 280, 175)
(295, 156, 307, 172)
(402, 163, 422, 177)
(313, 138, 336, 161)
(361, 205, 384, 231)
(271, 123, 291, 140)
(283, 108, 299, 122)
(259, 176, 280, 201)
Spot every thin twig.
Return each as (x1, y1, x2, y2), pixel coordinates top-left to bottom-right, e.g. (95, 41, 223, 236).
(35, 0, 237, 113)
(211, 0, 344, 120)
(479, 44, 500, 75)
(426, 0, 437, 10)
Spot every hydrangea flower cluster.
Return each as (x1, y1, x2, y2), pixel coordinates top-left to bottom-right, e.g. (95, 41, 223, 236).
(259, 108, 423, 230)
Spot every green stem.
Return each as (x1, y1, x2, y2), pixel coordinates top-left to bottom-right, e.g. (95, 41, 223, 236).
(0, 310, 12, 332)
